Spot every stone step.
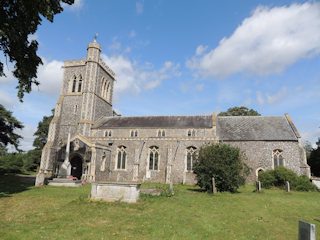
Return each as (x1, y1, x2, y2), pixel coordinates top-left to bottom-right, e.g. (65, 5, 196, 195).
(48, 178, 82, 187)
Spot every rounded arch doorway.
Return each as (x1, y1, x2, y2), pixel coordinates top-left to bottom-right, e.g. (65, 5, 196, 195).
(70, 155, 83, 179)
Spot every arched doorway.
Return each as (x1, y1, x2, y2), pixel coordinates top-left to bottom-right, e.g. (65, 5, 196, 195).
(70, 155, 83, 179)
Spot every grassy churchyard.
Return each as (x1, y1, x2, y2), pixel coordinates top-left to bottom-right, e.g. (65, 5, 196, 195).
(0, 175, 319, 240)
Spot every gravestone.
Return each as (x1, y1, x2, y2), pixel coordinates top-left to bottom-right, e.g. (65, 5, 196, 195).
(299, 221, 315, 240)
(256, 181, 261, 192)
(212, 177, 217, 194)
(286, 181, 290, 192)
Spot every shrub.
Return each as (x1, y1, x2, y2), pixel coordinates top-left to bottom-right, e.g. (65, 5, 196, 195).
(258, 167, 317, 191)
(23, 149, 41, 171)
(193, 144, 251, 193)
(0, 153, 24, 175)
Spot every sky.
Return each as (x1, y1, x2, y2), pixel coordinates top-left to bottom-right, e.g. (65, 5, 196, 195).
(1, 0, 320, 151)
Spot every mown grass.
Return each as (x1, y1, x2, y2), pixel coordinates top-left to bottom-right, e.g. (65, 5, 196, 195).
(0, 174, 319, 240)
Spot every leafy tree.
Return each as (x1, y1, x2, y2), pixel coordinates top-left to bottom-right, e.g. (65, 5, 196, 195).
(218, 106, 261, 116)
(308, 138, 320, 177)
(0, 153, 24, 175)
(193, 144, 251, 193)
(0, 0, 74, 101)
(33, 109, 54, 150)
(0, 104, 24, 151)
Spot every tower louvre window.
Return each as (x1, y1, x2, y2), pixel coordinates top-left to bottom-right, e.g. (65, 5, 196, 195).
(78, 76, 82, 92)
(72, 76, 77, 92)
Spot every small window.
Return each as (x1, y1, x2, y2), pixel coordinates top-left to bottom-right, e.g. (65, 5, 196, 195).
(149, 146, 159, 170)
(192, 130, 195, 136)
(135, 130, 138, 137)
(131, 130, 134, 137)
(157, 129, 165, 137)
(105, 130, 112, 137)
(162, 130, 165, 137)
(74, 105, 78, 114)
(187, 129, 196, 137)
(158, 130, 161, 137)
(117, 146, 126, 170)
(186, 146, 197, 171)
(273, 149, 284, 167)
(187, 130, 191, 137)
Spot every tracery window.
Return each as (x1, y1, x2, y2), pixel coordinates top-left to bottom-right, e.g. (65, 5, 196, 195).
(273, 149, 284, 167)
(117, 146, 126, 170)
(186, 146, 197, 171)
(149, 146, 159, 170)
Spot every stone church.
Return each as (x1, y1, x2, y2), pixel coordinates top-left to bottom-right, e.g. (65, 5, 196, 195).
(35, 40, 310, 186)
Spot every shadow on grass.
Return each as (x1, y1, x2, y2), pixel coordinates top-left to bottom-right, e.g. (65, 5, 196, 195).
(0, 174, 35, 198)
(187, 188, 207, 193)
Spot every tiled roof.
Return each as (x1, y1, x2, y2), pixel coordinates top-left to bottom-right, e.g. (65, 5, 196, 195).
(216, 115, 298, 141)
(93, 115, 213, 129)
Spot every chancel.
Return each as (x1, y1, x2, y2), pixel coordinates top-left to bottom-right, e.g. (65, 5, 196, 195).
(35, 40, 311, 186)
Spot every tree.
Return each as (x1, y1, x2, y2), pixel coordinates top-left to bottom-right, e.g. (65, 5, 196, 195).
(193, 144, 251, 193)
(0, 0, 74, 101)
(33, 109, 54, 150)
(218, 106, 261, 116)
(0, 104, 24, 151)
(308, 138, 320, 177)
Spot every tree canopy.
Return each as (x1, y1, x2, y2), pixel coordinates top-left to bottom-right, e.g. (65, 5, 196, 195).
(308, 138, 320, 177)
(218, 106, 261, 116)
(0, 0, 74, 101)
(193, 144, 251, 193)
(0, 104, 24, 151)
(33, 109, 54, 150)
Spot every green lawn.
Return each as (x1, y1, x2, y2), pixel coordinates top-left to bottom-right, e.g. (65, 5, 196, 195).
(0, 175, 319, 240)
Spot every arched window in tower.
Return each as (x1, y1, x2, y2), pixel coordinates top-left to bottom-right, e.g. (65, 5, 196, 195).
(78, 75, 82, 92)
(149, 146, 159, 170)
(72, 75, 77, 92)
(106, 82, 110, 101)
(273, 149, 284, 167)
(186, 146, 197, 171)
(117, 146, 126, 170)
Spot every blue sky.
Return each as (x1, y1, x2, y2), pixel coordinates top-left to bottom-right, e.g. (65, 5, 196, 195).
(1, 0, 320, 151)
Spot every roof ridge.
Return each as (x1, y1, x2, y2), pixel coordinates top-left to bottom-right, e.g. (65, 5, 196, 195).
(104, 114, 212, 118)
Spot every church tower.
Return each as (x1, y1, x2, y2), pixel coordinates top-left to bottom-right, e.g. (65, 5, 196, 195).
(36, 40, 115, 185)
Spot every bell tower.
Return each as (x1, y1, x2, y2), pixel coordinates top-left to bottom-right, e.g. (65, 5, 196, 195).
(35, 40, 115, 185)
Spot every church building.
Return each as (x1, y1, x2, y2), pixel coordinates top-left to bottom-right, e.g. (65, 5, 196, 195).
(35, 40, 310, 186)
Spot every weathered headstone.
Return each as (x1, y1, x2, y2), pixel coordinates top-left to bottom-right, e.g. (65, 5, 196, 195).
(299, 221, 315, 240)
(286, 181, 290, 192)
(256, 181, 261, 192)
(212, 177, 217, 194)
(169, 174, 174, 194)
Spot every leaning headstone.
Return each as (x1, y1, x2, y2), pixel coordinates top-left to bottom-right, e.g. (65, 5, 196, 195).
(212, 177, 217, 194)
(286, 181, 290, 192)
(299, 221, 315, 240)
(256, 181, 261, 192)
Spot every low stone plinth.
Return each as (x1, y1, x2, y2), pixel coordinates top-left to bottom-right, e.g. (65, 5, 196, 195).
(48, 178, 82, 187)
(91, 182, 141, 203)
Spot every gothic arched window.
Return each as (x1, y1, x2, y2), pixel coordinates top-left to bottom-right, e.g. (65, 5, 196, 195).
(72, 76, 77, 92)
(106, 82, 110, 101)
(78, 75, 82, 92)
(117, 146, 126, 170)
(186, 146, 197, 171)
(149, 146, 159, 170)
(273, 149, 284, 167)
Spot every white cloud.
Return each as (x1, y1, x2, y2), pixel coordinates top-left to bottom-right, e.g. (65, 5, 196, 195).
(256, 91, 264, 106)
(32, 58, 64, 98)
(266, 87, 287, 104)
(0, 90, 15, 109)
(8, 124, 37, 152)
(62, 0, 83, 11)
(243, 98, 252, 106)
(187, 2, 320, 78)
(101, 54, 181, 97)
(195, 84, 204, 91)
(301, 128, 320, 148)
(195, 45, 208, 56)
(136, 1, 144, 15)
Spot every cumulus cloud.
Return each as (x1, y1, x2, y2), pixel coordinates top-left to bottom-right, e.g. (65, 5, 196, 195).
(195, 45, 208, 56)
(16, 124, 37, 152)
(101, 54, 181, 97)
(32, 58, 64, 98)
(187, 2, 320, 78)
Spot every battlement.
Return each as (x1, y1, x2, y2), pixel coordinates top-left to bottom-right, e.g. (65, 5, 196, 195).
(99, 59, 115, 77)
(64, 59, 86, 67)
